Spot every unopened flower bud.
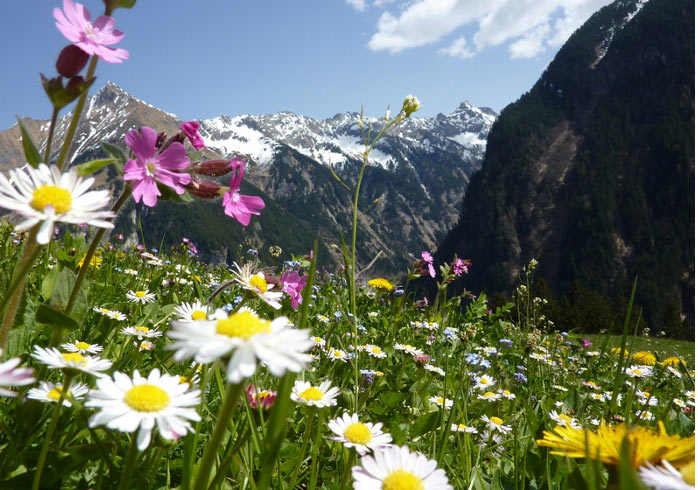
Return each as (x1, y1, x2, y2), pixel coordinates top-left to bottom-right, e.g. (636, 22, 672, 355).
(402, 94, 421, 116)
(194, 160, 233, 177)
(65, 76, 85, 90)
(186, 179, 222, 199)
(56, 45, 89, 78)
(155, 131, 167, 149)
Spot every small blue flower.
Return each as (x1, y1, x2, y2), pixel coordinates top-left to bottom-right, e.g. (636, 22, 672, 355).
(514, 373, 528, 383)
(357, 324, 366, 332)
(393, 289, 404, 296)
(443, 328, 458, 341)
(334, 312, 343, 320)
(151, 248, 158, 253)
(246, 248, 259, 256)
(516, 365, 527, 371)
(233, 295, 244, 304)
(499, 338, 513, 348)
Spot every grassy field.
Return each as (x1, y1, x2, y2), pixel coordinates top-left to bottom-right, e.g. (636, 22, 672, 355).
(586, 334, 695, 366)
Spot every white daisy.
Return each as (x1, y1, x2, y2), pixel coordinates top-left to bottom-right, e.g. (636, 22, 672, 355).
(351, 445, 452, 490)
(361, 345, 387, 359)
(429, 396, 453, 409)
(121, 326, 163, 340)
(475, 374, 496, 390)
(316, 315, 330, 324)
(328, 413, 393, 455)
(108, 310, 127, 321)
(291, 380, 339, 408)
(638, 460, 694, 490)
(480, 415, 512, 433)
(126, 290, 156, 304)
(548, 410, 581, 429)
(0, 163, 114, 244)
(167, 308, 313, 383)
(327, 348, 350, 362)
(477, 391, 502, 402)
(173, 300, 210, 322)
(424, 364, 445, 376)
(231, 262, 283, 309)
(451, 424, 478, 434)
(0, 351, 35, 397)
(498, 389, 516, 400)
(86, 369, 201, 451)
(61, 340, 103, 355)
(27, 381, 89, 406)
(32, 346, 112, 377)
(394, 343, 423, 356)
(636, 410, 655, 421)
(123, 268, 138, 276)
(625, 365, 654, 378)
(137, 341, 156, 351)
(311, 336, 326, 348)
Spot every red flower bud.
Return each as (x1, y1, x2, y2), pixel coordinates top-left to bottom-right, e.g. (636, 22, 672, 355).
(186, 179, 221, 199)
(56, 45, 89, 78)
(194, 160, 233, 177)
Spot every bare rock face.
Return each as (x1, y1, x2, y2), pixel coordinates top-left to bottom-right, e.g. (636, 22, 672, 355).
(436, 0, 694, 333)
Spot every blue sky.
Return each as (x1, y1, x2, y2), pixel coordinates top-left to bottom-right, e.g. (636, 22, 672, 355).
(0, 0, 612, 130)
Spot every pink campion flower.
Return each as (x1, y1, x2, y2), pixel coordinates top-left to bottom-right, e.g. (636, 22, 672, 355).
(280, 269, 307, 310)
(123, 127, 191, 207)
(451, 257, 470, 276)
(179, 122, 206, 151)
(222, 158, 265, 226)
(54, 0, 129, 64)
(0, 351, 35, 397)
(421, 251, 433, 263)
(581, 338, 592, 349)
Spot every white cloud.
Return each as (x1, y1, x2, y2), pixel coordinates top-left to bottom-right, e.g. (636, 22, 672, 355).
(437, 36, 475, 59)
(364, 0, 614, 59)
(346, 0, 367, 12)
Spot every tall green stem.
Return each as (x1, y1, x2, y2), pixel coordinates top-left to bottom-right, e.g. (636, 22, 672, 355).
(193, 381, 244, 490)
(65, 188, 130, 316)
(55, 56, 99, 171)
(32, 372, 73, 490)
(116, 435, 140, 490)
(0, 229, 44, 352)
(44, 107, 60, 164)
(307, 409, 324, 490)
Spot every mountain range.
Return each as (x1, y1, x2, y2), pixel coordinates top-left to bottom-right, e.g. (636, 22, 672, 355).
(435, 0, 694, 336)
(0, 82, 495, 274)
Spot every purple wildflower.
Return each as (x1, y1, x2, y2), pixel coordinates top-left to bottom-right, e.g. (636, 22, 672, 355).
(222, 158, 265, 226)
(280, 270, 307, 310)
(179, 121, 206, 151)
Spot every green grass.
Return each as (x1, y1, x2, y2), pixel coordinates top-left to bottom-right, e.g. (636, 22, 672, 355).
(586, 334, 695, 366)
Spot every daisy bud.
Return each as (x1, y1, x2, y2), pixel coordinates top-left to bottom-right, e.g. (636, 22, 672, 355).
(56, 45, 89, 78)
(401, 94, 421, 117)
(194, 160, 234, 177)
(186, 179, 222, 199)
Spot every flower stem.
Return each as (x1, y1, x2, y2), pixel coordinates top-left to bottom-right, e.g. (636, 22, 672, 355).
(116, 434, 140, 490)
(44, 107, 60, 164)
(338, 449, 355, 489)
(54, 56, 99, 171)
(0, 229, 44, 352)
(286, 407, 314, 489)
(307, 409, 324, 490)
(65, 187, 130, 316)
(193, 381, 244, 490)
(32, 372, 73, 490)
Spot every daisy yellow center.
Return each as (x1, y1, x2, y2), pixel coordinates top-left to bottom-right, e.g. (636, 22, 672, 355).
(458, 424, 467, 430)
(135, 291, 147, 298)
(333, 351, 344, 357)
(123, 384, 170, 412)
(631, 369, 643, 376)
(372, 347, 382, 354)
(136, 326, 149, 333)
(479, 378, 489, 384)
(31, 185, 72, 213)
(216, 311, 271, 339)
(382, 470, 424, 490)
(344, 422, 372, 444)
(62, 352, 87, 366)
(249, 275, 268, 293)
(314, 337, 323, 342)
(435, 397, 444, 404)
(490, 416, 503, 425)
(191, 310, 207, 320)
(483, 392, 496, 397)
(75, 341, 91, 350)
(559, 415, 573, 425)
(298, 387, 323, 401)
(47, 386, 69, 401)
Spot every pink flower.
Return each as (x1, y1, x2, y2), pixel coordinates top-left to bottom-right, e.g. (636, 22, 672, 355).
(280, 270, 307, 310)
(54, 0, 129, 64)
(0, 351, 35, 397)
(451, 257, 470, 276)
(179, 122, 206, 151)
(222, 158, 265, 226)
(428, 263, 436, 278)
(246, 384, 276, 409)
(123, 127, 191, 207)
(421, 251, 433, 263)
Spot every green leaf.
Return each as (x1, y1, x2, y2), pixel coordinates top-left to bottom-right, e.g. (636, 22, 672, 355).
(15, 117, 42, 167)
(41, 74, 95, 110)
(41, 265, 61, 301)
(101, 141, 127, 165)
(35, 303, 78, 330)
(49, 268, 88, 322)
(75, 158, 115, 176)
(157, 182, 194, 204)
(411, 411, 440, 437)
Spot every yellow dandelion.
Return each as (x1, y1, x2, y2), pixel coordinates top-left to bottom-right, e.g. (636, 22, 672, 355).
(661, 356, 686, 367)
(367, 278, 394, 291)
(632, 351, 657, 366)
(611, 347, 629, 357)
(78, 251, 102, 269)
(537, 421, 694, 469)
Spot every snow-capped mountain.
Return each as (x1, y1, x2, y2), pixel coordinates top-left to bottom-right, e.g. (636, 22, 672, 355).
(0, 83, 496, 274)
